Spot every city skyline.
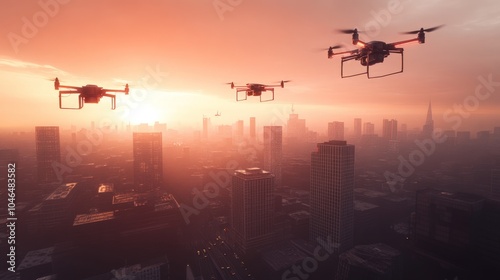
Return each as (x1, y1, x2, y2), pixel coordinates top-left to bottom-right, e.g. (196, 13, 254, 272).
(1, 1, 499, 133)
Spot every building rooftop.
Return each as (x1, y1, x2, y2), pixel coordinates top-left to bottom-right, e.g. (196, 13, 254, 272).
(261, 242, 309, 272)
(339, 243, 400, 275)
(234, 167, 273, 178)
(354, 188, 387, 198)
(73, 211, 115, 226)
(18, 247, 54, 270)
(98, 183, 114, 193)
(289, 210, 310, 221)
(45, 183, 77, 200)
(354, 200, 379, 211)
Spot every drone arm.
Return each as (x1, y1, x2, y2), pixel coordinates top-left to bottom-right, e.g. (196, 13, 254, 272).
(330, 49, 358, 58)
(355, 40, 367, 47)
(103, 89, 126, 93)
(58, 90, 80, 94)
(388, 38, 420, 47)
(58, 85, 81, 90)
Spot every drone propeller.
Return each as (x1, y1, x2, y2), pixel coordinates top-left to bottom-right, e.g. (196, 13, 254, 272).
(314, 44, 344, 52)
(337, 28, 362, 34)
(401, 25, 444, 34)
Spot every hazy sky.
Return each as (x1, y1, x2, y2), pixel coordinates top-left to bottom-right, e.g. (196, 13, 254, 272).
(1, 0, 499, 134)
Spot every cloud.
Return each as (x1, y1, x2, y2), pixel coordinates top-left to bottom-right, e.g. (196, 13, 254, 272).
(0, 57, 69, 77)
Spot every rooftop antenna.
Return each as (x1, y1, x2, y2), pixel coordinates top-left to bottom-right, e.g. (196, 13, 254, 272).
(291, 104, 295, 114)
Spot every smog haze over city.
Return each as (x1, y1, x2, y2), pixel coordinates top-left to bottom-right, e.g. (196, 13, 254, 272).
(1, 1, 500, 279)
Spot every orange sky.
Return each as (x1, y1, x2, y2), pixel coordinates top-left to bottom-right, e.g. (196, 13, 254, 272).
(1, 0, 500, 134)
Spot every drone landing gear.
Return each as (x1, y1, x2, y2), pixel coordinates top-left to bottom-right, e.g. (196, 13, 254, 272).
(103, 93, 117, 110)
(236, 89, 248, 101)
(59, 92, 83, 109)
(341, 48, 404, 79)
(260, 89, 274, 102)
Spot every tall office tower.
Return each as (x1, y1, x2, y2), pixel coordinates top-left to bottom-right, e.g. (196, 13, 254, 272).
(363, 122, 375, 135)
(353, 118, 362, 138)
(236, 120, 244, 140)
(133, 132, 163, 191)
(286, 107, 306, 140)
(249, 117, 256, 140)
(202, 117, 210, 140)
(231, 168, 275, 255)
(35, 126, 61, 183)
(382, 119, 398, 140)
(422, 101, 434, 137)
(310, 140, 355, 254)
(263, 126, 282, 187)
(328, 121, 345, 141)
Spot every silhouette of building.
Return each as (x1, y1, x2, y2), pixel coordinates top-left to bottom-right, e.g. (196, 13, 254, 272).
(236, 120, 244, 140)
(422, 102, 434, 137)
(249, 117, 256, 140)
(133, 132, 163, 191)
(202, 117, 210, 140)
(328, 121, 345, 141)
(363, 122, 375, 135)
(310, 140, 355, 254)
(263, 126, 282, 187)
(382, 119, 398, 140)
(353, 118, 362, 138)
(336, 243, 401, 280)
(35, 126, 61, 183)
(231, 168, 275, 256)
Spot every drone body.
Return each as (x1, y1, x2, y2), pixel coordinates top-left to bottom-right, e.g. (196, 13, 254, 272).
(227, 80, 290, 102)
(54, 77, 129, 109)
(327, 26, 443, 78)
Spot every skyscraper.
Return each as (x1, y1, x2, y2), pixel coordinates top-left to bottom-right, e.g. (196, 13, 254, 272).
(231, 168, 275, 255)
(353, 118, 362, 138)
(249, 117, 256, 140)
(263, 126, 282, 187)
(202, 117, 210, 140)
(328, 121, 345, 141)
(363, 122, 375, 135)
(133, 132, 163, 191)
(422, 101, 434, 137)
(35, 126, 60, 183)
(382, 119, 398, 140)
(310, 140, 355, 254)
(236, 120, 244, 140)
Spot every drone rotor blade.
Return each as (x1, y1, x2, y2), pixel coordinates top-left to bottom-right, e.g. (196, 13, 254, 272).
(401, 24, 445, 34)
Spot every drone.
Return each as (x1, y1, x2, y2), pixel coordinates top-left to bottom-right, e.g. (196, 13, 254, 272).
(226, 80, 290, 102)
(327, 25, 443, 78)
(215, 111, 221, 116)
(53, 77, 129, 109)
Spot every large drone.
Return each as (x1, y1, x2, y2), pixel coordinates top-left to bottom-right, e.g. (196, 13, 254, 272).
(327, 25, 443, 78)
(226, 80, 291, 102)
(53, 77, 129, 109)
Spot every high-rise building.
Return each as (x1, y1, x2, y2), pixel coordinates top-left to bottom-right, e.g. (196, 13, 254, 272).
(202, 117, 210, 140)
(328, 121, 345, 141)
(249, 117, 256, 140)
(310, 140, 355, 254)
(363, 122, 375, 135)
(236, 120, 244, 140)
(382, 119, 398, 140)
(35, 126, 60, 183)
(353, 118, 362, 138)
(263, 126, 282, 187)
(231, 168, 275, 256)
(133, 132, 163, 191)
(422, 101, 434, 137)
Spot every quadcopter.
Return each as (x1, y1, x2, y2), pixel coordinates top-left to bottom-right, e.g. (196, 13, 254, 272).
(53, 77, 129, 109)
(326, 25, 443, 78)
(215, 111, 221, 116)
(226, 80, 290, 102)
